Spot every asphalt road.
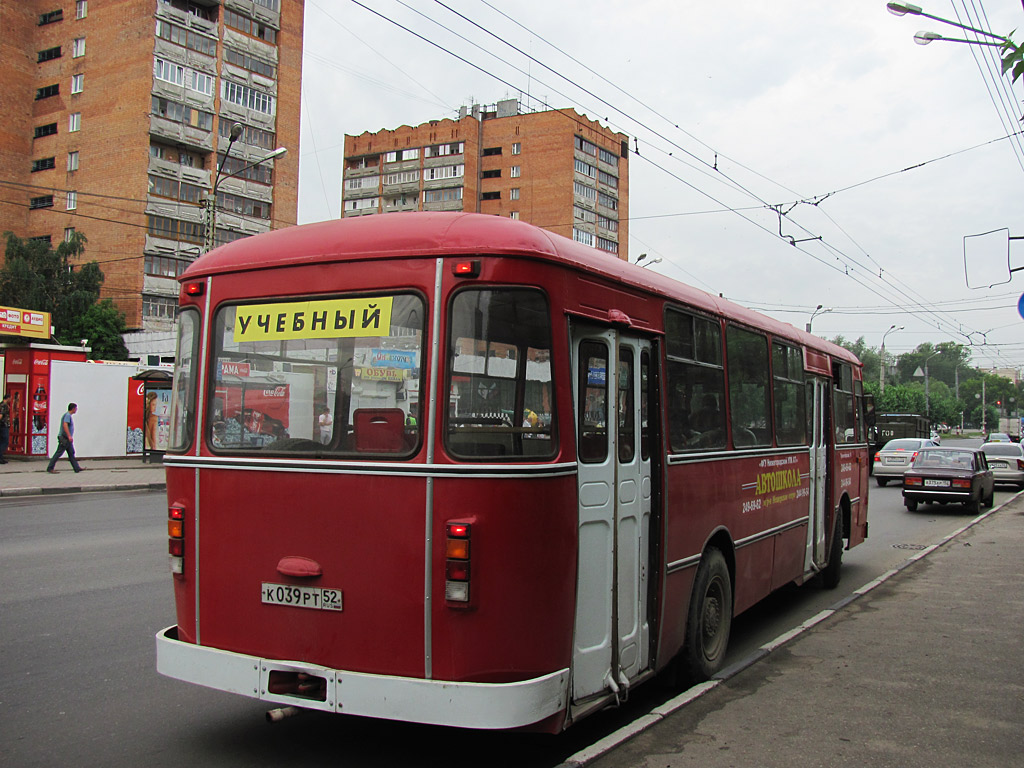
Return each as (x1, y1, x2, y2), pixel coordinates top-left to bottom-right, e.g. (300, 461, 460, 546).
(0, 450, 1014, 767)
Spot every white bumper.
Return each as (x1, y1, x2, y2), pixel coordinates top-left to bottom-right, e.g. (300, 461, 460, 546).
(156, 626, 569, 730)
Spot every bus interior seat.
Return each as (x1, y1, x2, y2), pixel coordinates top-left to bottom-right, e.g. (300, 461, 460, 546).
(354, 408, 407, 453)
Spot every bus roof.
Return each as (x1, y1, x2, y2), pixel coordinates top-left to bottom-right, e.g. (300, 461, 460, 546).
(185, 212, 860, 368)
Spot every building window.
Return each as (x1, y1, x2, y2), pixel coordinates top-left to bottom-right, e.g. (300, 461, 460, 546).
(575, 159, 596, 178)
(511, 142, 521, 155)
(221, 80, 275, 116)
(597, 237, 617, 254)
(147, 215, 203, 244)
(510, 166, 521, 178)
(152, 96, 213, 131)
(573, 205, 595, 223)
(384, 170, 419, 186)
(72, 38, 85, 57)
(423, 164, 464, 181)
(143, 295, 178, 320)
(69, 113, 81, 132)
(156, 19, 217, 57)
(145, 254, 189, 278)
(224, 9, 277, 44)
(39, 9, 63, 25)
(598, 191, 618, 210)
(219, 153, 272, 185)
(76, 1, 87, 19)
(71, 74, 84, 94)
(426, 142, 464, 158)
(67, 151, 79, 171)
(224, 47, 276, 78)
(29, 235, 53, 245)
(573, 228, 595, 246)
(154, 58, 186, 87)
(344, 197, 378, 212)
(34, 123, 58, 138)
(253, 0, 280, 11)
(598, 214, 618, 232)
(510, 188, 520, 200)
(344, 175, 380, 191)
(509, 211, 519, 220)
(481, 191, 501, 201)
(598, 170, 618, 188)
(482, 147, 502, 156)
(599, 147, 618, 165)
(219, 120, 275, 150)
(36, 84, 59, 100)
(575, 135, 598, 156)
(574, 180, 597, 202)
(422, 187, 463, 203)
(481, 169, 501, 179)
(64, 227, 76, 242)
(216, 190, 271, 219)
(38, 46, 62, 63)
(66, 191, 77, 210)
(31, 157, 56, 172)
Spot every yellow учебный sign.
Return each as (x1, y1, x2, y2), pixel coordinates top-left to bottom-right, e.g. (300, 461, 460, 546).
(0, 305, 50, 339)
(234, 297, 393, 342)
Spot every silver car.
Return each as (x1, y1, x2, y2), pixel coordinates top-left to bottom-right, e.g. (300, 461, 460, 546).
(874, 437, 939, 486)
(980, 441, 1024, 490)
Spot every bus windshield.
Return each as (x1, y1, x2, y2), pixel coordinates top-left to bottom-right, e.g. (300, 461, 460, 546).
(208, 293, 425, 455)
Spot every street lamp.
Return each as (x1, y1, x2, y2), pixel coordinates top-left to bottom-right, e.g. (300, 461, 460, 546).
(879, 324, 904, 395)
(805, 304, 832, 333)
(204, 122, 287, 251)
(886, 3, 1010, 46)
(922, 350, 940, 418)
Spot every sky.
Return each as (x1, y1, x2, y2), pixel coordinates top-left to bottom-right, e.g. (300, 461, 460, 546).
(294, 0, 1024, 373)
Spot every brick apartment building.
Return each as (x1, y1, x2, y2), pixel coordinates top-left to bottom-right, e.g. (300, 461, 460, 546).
(0, 0, 302, 359)
(342, 100, 630, 261)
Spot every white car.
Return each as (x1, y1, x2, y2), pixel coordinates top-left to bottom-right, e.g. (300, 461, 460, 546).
(980, 442, 1024, 490)
(873, 437, 939, 487)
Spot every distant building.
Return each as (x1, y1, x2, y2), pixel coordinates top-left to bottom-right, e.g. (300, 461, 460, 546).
(0, 0, 303, 361)
(981, 368, 1020, 385)
(342, 99, 630, 260)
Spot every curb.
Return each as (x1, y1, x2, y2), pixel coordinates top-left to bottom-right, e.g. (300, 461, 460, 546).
(556, 491, 1022, 767)
(0, 482, 166, 497)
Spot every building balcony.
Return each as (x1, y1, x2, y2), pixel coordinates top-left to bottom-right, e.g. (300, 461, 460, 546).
(150, 115, 214, 153)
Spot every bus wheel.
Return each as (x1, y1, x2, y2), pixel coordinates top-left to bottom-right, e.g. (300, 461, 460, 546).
(682, 548, 732, 682)
(820, 518, 843, 590)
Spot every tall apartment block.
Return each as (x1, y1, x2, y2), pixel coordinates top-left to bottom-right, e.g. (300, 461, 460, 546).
(342, 100, 630, 260)
(0, 0, 302, 359)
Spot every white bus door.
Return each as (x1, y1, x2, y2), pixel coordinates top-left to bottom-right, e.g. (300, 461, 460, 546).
(570, 326, 652, 703)
(805, 377, 830, 572)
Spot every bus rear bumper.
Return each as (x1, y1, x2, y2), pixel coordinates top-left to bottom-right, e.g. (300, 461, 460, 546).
(156, 625, 570, 730)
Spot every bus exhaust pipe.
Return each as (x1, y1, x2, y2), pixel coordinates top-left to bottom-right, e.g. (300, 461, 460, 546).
(266, 706, 303, 723)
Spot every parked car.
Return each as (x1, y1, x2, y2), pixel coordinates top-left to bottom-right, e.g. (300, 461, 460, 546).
(873, 437, 939, 486)
(980, 441, 1024, 490)
(902, 447, 995, 513)
(986, 432, 1013, 443)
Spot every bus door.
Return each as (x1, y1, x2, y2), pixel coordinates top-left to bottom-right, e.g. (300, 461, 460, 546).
(805, 376, 830, 572)
(570, 326, 652, 703)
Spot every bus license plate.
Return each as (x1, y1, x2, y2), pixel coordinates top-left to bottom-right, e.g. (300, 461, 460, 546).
(923, 479, 950, 487)
(261, 583, 343, 611)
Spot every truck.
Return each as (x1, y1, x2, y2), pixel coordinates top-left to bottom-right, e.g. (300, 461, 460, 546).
(869, 413, 931, 470)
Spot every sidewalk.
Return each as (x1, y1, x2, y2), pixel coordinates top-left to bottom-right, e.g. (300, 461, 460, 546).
(0, 455, 166, 496)
(572, 493, 1024, 768)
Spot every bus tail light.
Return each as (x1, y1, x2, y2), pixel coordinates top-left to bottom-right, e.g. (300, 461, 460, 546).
(168, 503, 185, 575)
(445, 521, 472, 604)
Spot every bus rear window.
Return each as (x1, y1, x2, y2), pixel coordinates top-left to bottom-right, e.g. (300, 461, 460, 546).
(209, 294, 425, 456)
(446, 288, 556, 460)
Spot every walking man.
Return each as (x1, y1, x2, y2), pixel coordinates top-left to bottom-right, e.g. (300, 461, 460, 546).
(0, 391, 11, 464)
(46, 403, 82, 474)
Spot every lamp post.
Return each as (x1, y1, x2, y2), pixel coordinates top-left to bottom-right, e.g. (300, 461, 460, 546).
(805, 304, 832, 333)
(879, 324, 903, 395)
(204, 122, 287, 252)
(923, 350, 940, 419)
(886, 3, 1010, 46)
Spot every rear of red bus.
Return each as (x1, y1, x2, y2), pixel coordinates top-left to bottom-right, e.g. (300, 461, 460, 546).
(155, 215, 580, 732)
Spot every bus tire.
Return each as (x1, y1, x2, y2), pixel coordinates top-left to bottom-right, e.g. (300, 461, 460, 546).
(820, 517, 843, 590)
(681, 548, 732, 683)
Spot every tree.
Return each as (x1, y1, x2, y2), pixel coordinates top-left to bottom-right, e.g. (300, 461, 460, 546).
(1001, 35, 1023, 86)
(829, 335, 881, 386)
(0, 231, 128, 359)
(60, 299, 129, 360)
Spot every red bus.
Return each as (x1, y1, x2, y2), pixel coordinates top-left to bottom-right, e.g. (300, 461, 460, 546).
(156, 212, 869, 732)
